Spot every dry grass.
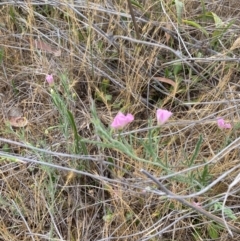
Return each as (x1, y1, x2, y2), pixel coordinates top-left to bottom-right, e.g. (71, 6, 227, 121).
(1, 0, 240, 240)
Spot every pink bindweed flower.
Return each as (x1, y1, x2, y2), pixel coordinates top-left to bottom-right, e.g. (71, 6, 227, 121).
(192, 201, 202, 208)
(156, 109, 172, 125)
(46, 74, 54, 86)
(111, 112, 134, 130)
(217, 118, 231, 129)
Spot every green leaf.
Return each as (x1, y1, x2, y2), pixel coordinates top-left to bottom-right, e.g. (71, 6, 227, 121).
(2, 143, 10, 152)
(67, 110, 88, 155)
(173, 63, 183, 76)
(0, 48, 4, 64)
(125, 212, 133, 221)
(197, 162, 211, 186)
(211, 20, 235, 46)
(234, 122, 240, 129)
(9, 6, 16, 23)
(224, 207, 237, 220)
(101, 79, 110, 92)
(130, 0, 143, 9)
(197, 12, 223, 28)
(175, 0, 184, 23)
(210, 12, 223, 28)
(212, 202, 237, 220)
(208, 224, 219, 239)
(103, 213, 113, 222)
(105, 94, 112, 101)
(182, 19, 208, 37)
(200, 0, 206, 15)
(189, 135, 202, 166)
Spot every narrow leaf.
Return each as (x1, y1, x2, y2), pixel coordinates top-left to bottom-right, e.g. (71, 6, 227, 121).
(189, 135, 202, 166)
(175, 0, 184, 23)
(182, 19, 208, 36)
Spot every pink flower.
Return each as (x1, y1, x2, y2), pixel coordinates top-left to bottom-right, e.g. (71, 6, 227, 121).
(111, 112, 134, 130)
(217, 118, 231, 129)
(156, 109, 172, 125)
(193, 201, 202, 208)
(46, 74, 54, 86)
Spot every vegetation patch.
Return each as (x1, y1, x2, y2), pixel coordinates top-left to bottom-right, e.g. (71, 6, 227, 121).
(1, 0, 240, 240)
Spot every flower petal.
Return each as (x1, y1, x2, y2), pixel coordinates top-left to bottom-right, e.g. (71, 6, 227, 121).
(217, 118, 225, 128)
(217, 118, 231, 129)
(46, 74, 54, 85)
(111, 112, 134, 129)
(156, 109, 172, 125)
(224, 123, 231, 129)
